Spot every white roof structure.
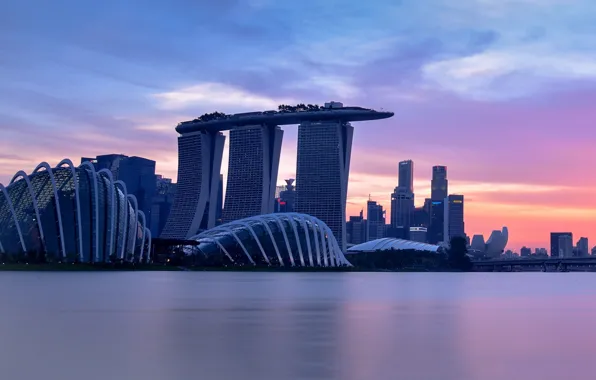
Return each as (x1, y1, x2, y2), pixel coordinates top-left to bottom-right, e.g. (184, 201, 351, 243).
(347, 238, 442, 253)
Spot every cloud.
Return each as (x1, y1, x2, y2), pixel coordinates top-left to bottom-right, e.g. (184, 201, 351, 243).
(152, 82, 295, 112)
(422, 48, 596, 99)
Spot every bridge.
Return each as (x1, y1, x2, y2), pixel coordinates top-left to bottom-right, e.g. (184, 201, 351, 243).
(473, 257, 596, 272)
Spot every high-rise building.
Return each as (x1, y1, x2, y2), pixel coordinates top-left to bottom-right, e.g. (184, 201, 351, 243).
(535, 248, 548, 257)
(275, 179, 295, 213)
(428, 200, 444, 244)
(409, 227, 427, 243)
(346, 211, 366, 245)
(161, 131, 225, 239)
(295, 118, 353, 252)
(444, 194, 465, 242)
(151, 175, 177, 237)
(82, 154, 156, 229)
(222, 125, 283, 223)
(550, 232, 572, 258)
(390, 187, 414, 239)
(558, 234, 573, 258)
(592, 246, 596, 256)
(431, 166, 448, 201)
(398, 160, 414, 194)
(411, 207, 429, 228)
(274, 185, 286, 199)
(520, 246, 531, 257)
(366, 198, 385, 241)
(577, 237, 589, 257)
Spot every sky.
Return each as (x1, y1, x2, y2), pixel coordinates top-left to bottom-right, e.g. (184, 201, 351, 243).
(1, 0, 595, 251)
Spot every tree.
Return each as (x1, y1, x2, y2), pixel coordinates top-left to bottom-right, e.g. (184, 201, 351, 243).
(447, 236, 472, 271)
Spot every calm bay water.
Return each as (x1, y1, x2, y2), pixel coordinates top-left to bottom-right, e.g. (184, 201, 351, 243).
(1, 272, 595, 380)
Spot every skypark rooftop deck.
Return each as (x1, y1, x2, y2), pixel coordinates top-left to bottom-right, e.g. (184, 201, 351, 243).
(175, 102, 394, 134)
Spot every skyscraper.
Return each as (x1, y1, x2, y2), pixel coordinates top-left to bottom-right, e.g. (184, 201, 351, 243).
(151, 175, 177, 237)
(277, 179, 295, 213)
(577, 237, 589, 257)
(428, 200, 445, 244)
(398, 160, 414, 194)
(161, 131, 225, 239)
(366, 198, 385, 241)
(295, 119, 353, 252)
(558, 235, 573, 258)
(346, 210, 366, 245)
(444, 194, 465, 242)
(222, 125, 283, 223)
(520, 246, 531, 257)
(431, 166, 448, 201)
(390, 187, 414, 239)
(550, 232, 572, 258)
(82, 154, 156, 229)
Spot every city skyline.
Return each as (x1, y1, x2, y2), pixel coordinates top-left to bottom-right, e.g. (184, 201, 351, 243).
(1, 0, 596, 251)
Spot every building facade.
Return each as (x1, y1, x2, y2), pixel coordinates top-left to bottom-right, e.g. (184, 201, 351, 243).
(82, 154, 156, 232)
(428, 200, 445, 244)
(275, 179, 295, 213)
(150, 175, 177, 237)
(390, 186, 414, 240)
(398, 160, 414, 194)
(346, 211, 366, 245)
(577, 237, 589, 257)
(366, 199, 385, 241)
(431, 166, 448, 201)
(295, 120, 353, 252)
(550, 232, 573, 258)
(558, 234, 573, 258)
(444, 194, 465, 241)
(161, 131, 225, 239)
(409, 227, 428, 243)
(222, 125, 283, 223)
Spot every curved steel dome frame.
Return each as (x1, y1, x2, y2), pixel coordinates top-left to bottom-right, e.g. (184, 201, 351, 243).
(0, 159, 152, 263)
(347, 238, 443, 253)
(186, 212, 351, 267)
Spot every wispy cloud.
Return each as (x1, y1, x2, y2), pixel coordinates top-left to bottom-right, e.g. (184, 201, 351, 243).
(422, 47, 596, 99)
(152, 82, 295, 112)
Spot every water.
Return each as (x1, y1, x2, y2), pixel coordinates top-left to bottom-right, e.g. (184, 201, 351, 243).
(1, 272, 595, 380)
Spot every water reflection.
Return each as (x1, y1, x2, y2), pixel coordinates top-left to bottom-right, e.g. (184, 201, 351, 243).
(0, 272, 595, 380)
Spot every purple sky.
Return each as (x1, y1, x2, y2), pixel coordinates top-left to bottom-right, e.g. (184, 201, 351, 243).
(1, 0, 595, 251)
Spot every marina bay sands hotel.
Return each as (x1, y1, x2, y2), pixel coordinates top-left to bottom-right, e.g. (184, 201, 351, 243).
(161, 102, 394, 251)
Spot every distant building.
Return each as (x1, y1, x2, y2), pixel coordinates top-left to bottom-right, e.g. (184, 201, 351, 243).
(366, 199, 386, 241)
(592, 246, 596, 256)
(431, 166, 448, 201)
(274, 185, 286, 199)
(470, 235, 486, 252)
(275, 179, 295, 213)
(443, 194, 465, 241)
(550, 232, 573, 258)
(390, 187, 414, 240)
(577, 237, 589, 257)
(535, 248, 548, 257)
(409, 227, 427, 243)
(428, 200, 444, 244)
(520, 246, 531, 257)
(558, 235, 573, 258)
(151, 175, 177, 237)
(398, 160, 414, 194)
(346, 211, 366, 245)
(411, 206, 429, 228)
(82, 154, 156, 229)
